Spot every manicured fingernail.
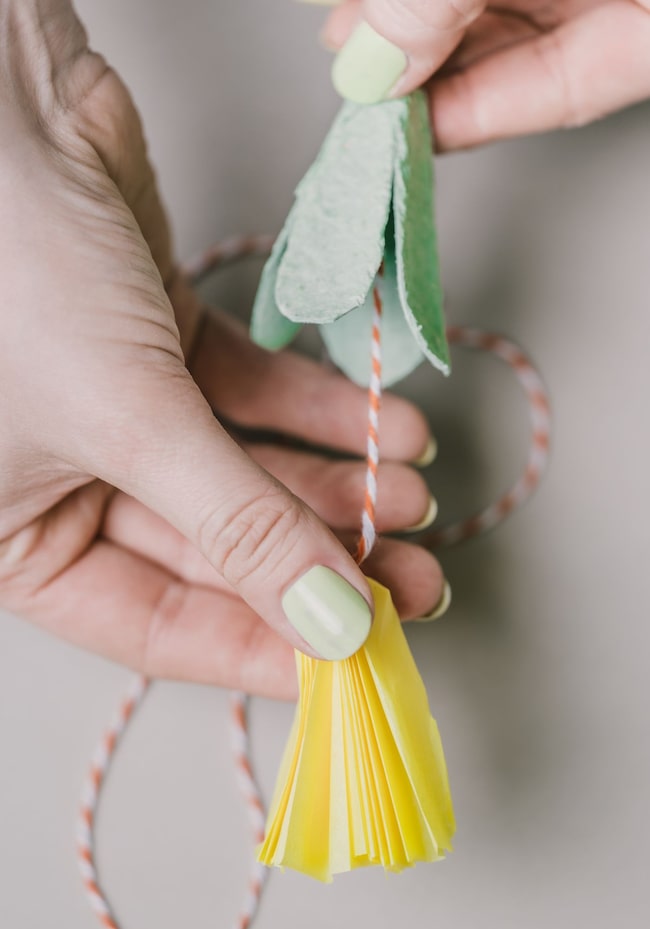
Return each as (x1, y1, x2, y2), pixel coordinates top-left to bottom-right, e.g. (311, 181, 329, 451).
(282, 566, 372, 660)
(332, 21, 407, 104)
(415, 581, 452, 623)
(412, 436, 437, 468)
(403, 496, 438, 533)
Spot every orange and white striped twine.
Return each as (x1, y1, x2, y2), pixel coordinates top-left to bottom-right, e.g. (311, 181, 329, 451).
(421, 326, 551, 550)
(78, 235, 551, 929)
(228, 691, 269, 929)
(77, 675, 148, 929)
(76, 683, 266, 929)
(182, 234, 276, 283)
(355, 281, 383, 564)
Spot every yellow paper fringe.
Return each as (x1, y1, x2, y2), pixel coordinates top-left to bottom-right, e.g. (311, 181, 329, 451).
(258, 579, 455, 881)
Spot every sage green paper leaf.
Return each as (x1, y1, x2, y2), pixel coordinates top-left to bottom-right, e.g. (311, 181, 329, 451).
(320, 221, 423, 388)
(250, 216, 301, 351)
(393, 91, 450, 375)
(276, 100, 406, 324)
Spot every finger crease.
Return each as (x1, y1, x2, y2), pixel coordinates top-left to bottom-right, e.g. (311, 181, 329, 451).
(142, 578, 190, 676)
(532, 30, 581, 127)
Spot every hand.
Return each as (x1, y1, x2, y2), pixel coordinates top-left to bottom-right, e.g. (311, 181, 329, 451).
(0, 0, 446, 699)
(314, 0, 650, 149)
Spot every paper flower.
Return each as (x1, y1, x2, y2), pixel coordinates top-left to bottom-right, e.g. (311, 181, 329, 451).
(258, 580, 455, 881)
(250, 90, 450, 387)
(252, 92, 455, 882)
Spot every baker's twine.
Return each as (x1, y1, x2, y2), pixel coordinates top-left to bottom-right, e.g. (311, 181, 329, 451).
(355, 281, 383, 565)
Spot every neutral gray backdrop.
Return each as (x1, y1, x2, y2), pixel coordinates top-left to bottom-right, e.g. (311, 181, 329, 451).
(1, 2, 649, 927)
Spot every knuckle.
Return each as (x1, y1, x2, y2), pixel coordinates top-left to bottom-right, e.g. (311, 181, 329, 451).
(445, 68, 487, 138)
(333, 463, 367, 513)
(533, 32, 582, 128)
(389, 0, 483, 32)
(142, 578, 190, 677)
(200, 487, 305, 588)
(444, 0, 484, 28)
(0, 516, 61, 611)
(0, 524, 41, 604)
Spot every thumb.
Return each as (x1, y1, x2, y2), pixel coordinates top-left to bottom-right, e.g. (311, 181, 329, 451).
(97, 365, 374, 661)
(322, 0, 486, 103)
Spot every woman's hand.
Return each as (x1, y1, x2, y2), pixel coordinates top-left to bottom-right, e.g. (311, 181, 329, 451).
(316, 0, 650, 149)
(0, 0, 446, 698)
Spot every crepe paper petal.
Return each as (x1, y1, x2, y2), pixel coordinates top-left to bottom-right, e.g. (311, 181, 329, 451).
(319, 219, 423, 387)
(275, 100, 404, 324)
(258, 578, 455, 882)
(393, 91, 451, 376)
(250, 216, 302, 351)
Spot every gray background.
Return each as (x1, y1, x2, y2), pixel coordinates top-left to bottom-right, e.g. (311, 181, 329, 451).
(1, 1, 649, 926)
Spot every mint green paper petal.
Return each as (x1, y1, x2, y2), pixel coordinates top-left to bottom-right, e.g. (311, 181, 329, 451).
(393, 91, 450, 376)
(320, 226, 423, 388)
(276, 100, 406, 324)
(250, 218, 301, 351)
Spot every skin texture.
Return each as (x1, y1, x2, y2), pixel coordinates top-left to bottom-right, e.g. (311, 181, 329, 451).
(0, 0, 444, 700)
(320, 0, 650, 149)
(7, 0, 647, 700)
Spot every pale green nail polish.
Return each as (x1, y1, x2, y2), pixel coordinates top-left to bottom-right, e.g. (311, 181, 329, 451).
(415, 581, 452, 623)
(282, 566, 372, 660)
(332, 22, 407, 104)
(403, 496, 438, 533)
(412, 436, 438, 468)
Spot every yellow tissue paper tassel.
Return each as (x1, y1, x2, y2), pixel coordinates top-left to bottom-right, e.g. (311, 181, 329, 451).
(258, 578, 455, 881)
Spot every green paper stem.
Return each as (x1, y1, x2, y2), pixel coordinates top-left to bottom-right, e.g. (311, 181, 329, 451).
(392, 92, 450, 375)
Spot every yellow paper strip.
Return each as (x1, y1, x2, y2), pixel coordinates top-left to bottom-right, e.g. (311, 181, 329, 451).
(258, 579, 455, 881)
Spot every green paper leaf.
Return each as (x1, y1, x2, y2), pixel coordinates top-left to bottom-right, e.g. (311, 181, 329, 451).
(320, 221, 423, 388)
(250, 217, 301, 351)
(276, 100, 406, 324)
(393, 91, 450, 376)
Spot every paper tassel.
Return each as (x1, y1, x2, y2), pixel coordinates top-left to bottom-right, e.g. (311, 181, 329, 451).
(258, 579, 455, 881)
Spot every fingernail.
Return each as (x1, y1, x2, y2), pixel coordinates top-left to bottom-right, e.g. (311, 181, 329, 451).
(403, 495, 438, 533)
(282, 566, 372, 660)
(412, 436, 437, 468)
(415, 581, 452, 623)
(331, 21, 407, 104)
